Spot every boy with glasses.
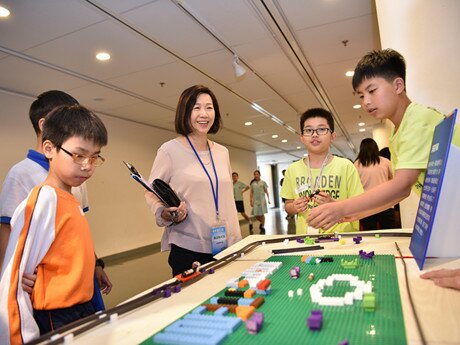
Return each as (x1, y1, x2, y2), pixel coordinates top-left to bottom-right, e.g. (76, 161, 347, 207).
(280, 108, 363, 234)
(0, 105, 108, 343)
(0, 90, 111, 312)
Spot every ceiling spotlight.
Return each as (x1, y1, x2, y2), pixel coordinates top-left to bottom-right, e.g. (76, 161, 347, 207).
(358, 122, 365, 126)
(272, 134, 279, 139)
(244, 121, 253, 126)
(353, 104, 361, 109)
(345, 71, 354, 77)
(296, 146, 301, 149)
(0, 6, 10, 17)
(96, 52, 111, 61)
(281, 139, 287, 143)
(359, 128, 366, 132)
(232, 54, 246, 78)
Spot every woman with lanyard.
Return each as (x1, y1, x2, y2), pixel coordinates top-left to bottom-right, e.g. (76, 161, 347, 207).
(145, 85, 242, 276)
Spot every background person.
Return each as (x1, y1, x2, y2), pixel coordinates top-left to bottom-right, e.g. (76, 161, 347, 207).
(232, 172, 253, 232)
(145, 85, 242, 276)
(354, 138, 396, 230)
(250, 170, 270, 234)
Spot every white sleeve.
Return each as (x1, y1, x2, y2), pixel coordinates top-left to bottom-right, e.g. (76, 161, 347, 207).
(0, 186, 57, 343)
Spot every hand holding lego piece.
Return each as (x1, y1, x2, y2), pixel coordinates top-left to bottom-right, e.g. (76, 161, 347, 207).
(311, 190, 335, 205)
(420, 268, 460, 290)
(308, 201, 345, 230)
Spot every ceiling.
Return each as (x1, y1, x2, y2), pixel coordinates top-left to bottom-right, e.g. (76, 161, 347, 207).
(0, 0, 381, 164)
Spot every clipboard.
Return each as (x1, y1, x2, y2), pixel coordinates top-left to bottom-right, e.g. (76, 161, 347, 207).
(123, 161, 181, 208)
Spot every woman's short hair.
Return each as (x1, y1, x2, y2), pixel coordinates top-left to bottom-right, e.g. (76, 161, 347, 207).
(175, 85, 222, 135)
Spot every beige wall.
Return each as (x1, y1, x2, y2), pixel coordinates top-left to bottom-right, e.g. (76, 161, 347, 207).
(376, 0, 460, 228)
(0, 90, 257, 257)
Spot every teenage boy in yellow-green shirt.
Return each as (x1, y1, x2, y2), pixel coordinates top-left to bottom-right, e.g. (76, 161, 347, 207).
(308, 49, 458, 230)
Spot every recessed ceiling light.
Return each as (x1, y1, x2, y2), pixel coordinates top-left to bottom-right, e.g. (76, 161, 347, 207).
(359, 128, 366, 132)
(244, 121, 252, 126)
(281, 139, 287, 143)
(303, 153, 308, 157)
(358, 122, 365, 126)
(0, 6, 10, 17)
(96, 52, 111, 61)
(345, 71, 354, 77)
(272, 134, 278, 139)
(353, 104, 361, 109)
(296, 146, 301, 149)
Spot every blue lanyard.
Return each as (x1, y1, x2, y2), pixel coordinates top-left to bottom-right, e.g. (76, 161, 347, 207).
(185, 136, 219, 218)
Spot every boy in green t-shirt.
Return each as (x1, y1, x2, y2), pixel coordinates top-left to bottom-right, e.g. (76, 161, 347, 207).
(308, 48, 457, 230)
(280, 108, 363, 234)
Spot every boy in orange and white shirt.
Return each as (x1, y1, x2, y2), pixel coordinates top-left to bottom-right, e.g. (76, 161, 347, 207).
(0, 104, 108, 344)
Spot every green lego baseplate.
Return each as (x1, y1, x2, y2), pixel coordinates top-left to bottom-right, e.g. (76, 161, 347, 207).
(145, 255, 407, 345)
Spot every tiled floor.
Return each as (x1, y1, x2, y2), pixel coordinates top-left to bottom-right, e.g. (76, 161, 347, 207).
(102, 207, 292, 308)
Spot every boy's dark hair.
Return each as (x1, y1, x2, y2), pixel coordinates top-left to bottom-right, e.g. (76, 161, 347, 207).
(175, 85, 222, 135)
(352, 49, 406, 90)
(29, 90, 79, 135)
(42, 105, 108, 148)
(232, 172, 238, 176)
(300, 108, 334, 133)
(356, 138, 380, 167)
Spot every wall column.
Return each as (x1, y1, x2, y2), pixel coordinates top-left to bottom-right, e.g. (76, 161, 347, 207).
(376, 0, 460, 228)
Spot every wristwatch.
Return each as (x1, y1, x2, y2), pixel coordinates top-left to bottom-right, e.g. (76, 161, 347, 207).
(95, 258, 105, 269)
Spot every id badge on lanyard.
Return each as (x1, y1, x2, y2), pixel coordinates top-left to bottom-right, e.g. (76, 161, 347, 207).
(186, 136, 227, 255)
(211, 218, 227, 255)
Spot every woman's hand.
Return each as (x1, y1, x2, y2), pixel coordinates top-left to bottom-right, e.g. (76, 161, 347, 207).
(161, 201, 188, 223)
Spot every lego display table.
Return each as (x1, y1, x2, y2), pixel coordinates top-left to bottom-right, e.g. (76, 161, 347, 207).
(44, 230, 460, 345)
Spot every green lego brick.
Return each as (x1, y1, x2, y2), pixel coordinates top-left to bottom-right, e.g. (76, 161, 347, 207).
(363, 292, 376, 311)
(304, 236, 315, 245)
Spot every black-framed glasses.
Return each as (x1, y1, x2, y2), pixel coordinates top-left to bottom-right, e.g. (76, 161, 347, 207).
(302, 127, 332, 137)
(57, 146, 105, 167)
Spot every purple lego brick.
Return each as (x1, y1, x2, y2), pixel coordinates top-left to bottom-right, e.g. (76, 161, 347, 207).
(290, 268, 299, 279)
(307, 310, 323, 330)
(200, 268, 207, 274)
(353, 236, 362, 244)
(164, 287, 172, 298)
(359, 249, 375, 259)
(208, 268, 215, 274)
(339, 340, 349, 345)
(296, 238, 304, 243)
(246, 312, 264, 334)
(246, 319, 260, 334)
(173, 284, 182, 293)
(251, 312, 264, 324)
(314, 237, 339, 243)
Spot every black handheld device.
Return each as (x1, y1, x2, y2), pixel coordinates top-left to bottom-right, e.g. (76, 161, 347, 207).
(123, 161, 181, 208)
